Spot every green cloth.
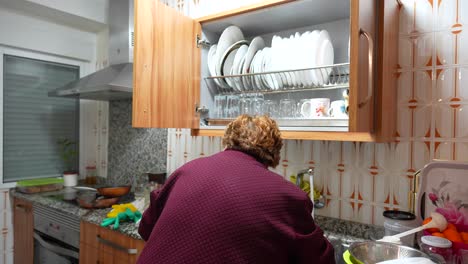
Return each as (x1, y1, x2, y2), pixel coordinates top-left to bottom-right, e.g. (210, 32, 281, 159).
(17, 177, 64, 187)
(101, 208, 142, 230)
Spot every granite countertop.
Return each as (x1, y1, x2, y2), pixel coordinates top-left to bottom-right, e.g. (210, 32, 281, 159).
(11, 189, 385, 243)
(11, 189, 142, 239)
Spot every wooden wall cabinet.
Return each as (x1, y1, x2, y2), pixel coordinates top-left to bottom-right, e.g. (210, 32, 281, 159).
(133, 0, 400, 142)
(79, 221, 145, 264)
(13, 198, 34, 264)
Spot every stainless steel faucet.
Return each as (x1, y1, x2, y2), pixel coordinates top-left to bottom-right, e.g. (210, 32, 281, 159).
(296, 168, 325, 209)
(295, 168, 313, 188)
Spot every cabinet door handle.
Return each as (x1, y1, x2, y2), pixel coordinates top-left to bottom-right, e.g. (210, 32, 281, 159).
(96, 235, 138, 255)
(15, 204, 29, 213)
(358, 29, 374, 108)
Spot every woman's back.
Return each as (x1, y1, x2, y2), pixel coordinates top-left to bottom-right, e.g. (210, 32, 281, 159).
(137, 150, 334, 264)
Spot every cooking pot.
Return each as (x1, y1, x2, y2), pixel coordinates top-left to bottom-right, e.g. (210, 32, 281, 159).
(73, 185, 131, 197)
(76, 195, 120, 209)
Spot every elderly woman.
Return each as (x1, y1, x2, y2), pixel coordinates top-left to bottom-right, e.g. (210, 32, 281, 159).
(137, 115, 335, 264)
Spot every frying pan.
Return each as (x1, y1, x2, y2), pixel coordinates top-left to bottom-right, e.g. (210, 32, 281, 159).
(73, 185, 131, 197)
(76, 196, 120, 209)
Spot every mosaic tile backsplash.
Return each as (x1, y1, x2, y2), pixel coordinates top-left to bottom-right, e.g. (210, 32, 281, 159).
(108, 100, 167, 185)
(166, 0, 468, 226)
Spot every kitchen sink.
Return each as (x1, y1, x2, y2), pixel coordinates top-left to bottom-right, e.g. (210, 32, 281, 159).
(327, 237, 350, 264)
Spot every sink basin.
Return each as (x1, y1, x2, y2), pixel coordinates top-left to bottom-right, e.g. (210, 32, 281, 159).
(328, 237, 350, 264)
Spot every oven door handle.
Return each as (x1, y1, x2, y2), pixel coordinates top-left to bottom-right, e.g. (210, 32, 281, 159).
(33, 232, 79, 259)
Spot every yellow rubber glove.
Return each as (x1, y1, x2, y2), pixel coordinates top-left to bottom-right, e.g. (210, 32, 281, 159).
(106, 203, 138, 218)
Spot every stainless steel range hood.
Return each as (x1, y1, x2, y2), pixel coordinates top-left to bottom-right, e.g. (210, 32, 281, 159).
(49, 0, 134, 101)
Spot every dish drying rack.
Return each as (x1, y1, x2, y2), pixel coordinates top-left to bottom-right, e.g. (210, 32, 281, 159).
(204, 62, 350, 94)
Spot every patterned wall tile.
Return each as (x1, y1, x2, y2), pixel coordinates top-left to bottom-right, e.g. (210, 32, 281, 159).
(438, 0, 462, 31)
(399, 37, 413, 69)
(399, 0, 416, 35)
(413, 106, 432, 138)
(435, 141, 455, 160)
(414, 0, 434, 34)
(436, 31, 456, 65)
(414, 34, 434, 68)
(454, 142, 468, 161)
(459, 31, 468, 64)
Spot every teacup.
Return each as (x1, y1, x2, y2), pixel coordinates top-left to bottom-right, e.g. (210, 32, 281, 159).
(327, 100, 347, 118)
(300, 98, 330, 118)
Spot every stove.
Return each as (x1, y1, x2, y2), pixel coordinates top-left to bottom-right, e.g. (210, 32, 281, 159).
(33, 203, 80, 263)
(45, 188, 136, 206)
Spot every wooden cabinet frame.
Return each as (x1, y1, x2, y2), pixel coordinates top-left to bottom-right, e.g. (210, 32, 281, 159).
(13, 198, 34, 264)
(133, 0, 400, 142)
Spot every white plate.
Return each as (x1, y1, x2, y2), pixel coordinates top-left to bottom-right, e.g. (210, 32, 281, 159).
(314, 30, 334, 85)
(262, 47, 280, 90)
(270, 35, 284, 89)
(241, 36, 265, 90)
(259, 48, 272, 90)
(214, 26, 244, 86)
(207, 44, 217, 77)
(230, 44, 248, 91)
(218, 40, 249, 89)
(292, 32, 303, 87)
(223, 48, 240, 90)
(296, 31, 310, 86)
(302, 30, 320, 86)
(215, 25, 244, 68)
(251, 50, 264, 90)
(236, 56, 247, 91)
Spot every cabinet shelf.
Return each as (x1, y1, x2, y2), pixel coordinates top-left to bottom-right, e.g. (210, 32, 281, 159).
(204, 117, 348, 127)
(205, 63, 349, 95)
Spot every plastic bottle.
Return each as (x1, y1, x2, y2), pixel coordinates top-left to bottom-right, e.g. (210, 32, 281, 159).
(420, 235, 454, 264)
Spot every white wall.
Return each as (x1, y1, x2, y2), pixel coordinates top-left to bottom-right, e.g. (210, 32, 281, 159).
(0, 7, 97, 61)
(27, 0, 108, 24)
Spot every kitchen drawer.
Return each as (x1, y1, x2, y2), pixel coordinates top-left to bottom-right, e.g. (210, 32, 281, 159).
(80, 221, 145, 263)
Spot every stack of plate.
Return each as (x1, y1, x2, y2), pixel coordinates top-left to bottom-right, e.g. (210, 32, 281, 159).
(208, 27, 335, 92)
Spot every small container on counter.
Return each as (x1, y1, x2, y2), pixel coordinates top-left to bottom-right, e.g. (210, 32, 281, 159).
(383, 210, 419, 247)
(420, 235, 454, 264)
(85, 165, 97, 185)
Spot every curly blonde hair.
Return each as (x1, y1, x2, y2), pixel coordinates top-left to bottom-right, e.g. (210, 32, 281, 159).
(222, 115, 283, 168)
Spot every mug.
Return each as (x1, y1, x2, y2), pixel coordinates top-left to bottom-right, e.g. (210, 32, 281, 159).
(327, 100, 347, 118)
(300, 98, 330, 118)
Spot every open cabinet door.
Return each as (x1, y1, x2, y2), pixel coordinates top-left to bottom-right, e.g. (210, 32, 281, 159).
(374, 0, 400, 141)
(348, 0, 376, 133)
(133, 0, 201, 128)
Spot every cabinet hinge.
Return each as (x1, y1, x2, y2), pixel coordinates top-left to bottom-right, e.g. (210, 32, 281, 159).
(196, 34, 211, 48)
(195, 104, 209, 114)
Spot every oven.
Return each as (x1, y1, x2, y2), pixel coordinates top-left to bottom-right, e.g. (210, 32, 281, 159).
(33, 204, 80, 264)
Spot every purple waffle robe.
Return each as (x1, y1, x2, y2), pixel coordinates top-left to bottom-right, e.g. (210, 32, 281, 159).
(137, 150, 335, 264)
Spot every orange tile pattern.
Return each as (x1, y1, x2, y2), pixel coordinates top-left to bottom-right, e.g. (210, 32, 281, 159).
(167, 0, 468, 226)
